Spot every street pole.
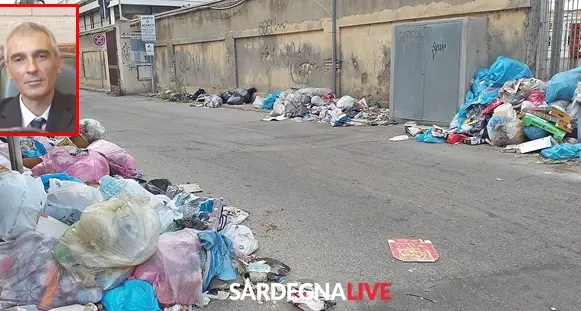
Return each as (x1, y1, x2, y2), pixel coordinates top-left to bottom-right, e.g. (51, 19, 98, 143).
(550, 0, 565, 77)
(331, 0, 337, 95)
(118, 0, 124, 20)
(151, 55, 156, 93)
(7, 137, 23, 173)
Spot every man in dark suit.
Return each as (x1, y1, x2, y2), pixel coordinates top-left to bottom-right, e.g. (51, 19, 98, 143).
(0, 22, 76, 133)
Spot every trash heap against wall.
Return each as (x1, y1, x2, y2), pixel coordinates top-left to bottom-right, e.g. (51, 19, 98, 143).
(160, 85, 396, 127)
(0, 119, 332, 311)
(406, 56, 581, 162)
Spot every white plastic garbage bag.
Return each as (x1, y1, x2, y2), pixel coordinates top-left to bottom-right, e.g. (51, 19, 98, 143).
(336, 95, 357, 109)
(52, 196, 161, 290)
(0, 170, 47, 240)
(45, 179, 105, 225)
(99, 176, 178, 233)
(223, 224, 258, 256)
(253, 96, 265, 109)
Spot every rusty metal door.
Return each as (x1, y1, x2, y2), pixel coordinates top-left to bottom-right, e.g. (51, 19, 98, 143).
(106, 30, 120, 94)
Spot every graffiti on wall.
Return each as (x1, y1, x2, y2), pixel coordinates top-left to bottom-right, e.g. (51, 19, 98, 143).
(121, 42, 131, 64)
(258, 19, 288, 35)
(284, 41, 321, 85)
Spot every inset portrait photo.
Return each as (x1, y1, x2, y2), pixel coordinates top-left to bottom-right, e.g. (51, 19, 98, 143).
(0, 3, 79, 136)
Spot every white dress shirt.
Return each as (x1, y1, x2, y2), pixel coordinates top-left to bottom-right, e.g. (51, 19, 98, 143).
(20, 96, 51, 130)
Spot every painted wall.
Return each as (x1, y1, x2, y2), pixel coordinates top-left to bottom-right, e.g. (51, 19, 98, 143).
(80, 0, 541, 102)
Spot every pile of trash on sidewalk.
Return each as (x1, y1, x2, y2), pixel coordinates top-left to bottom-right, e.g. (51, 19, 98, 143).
(401, 56, 581, 162)
(0, 119, 333, 311)
(255, 88, 396, 127)
(157, 84, 396, 127)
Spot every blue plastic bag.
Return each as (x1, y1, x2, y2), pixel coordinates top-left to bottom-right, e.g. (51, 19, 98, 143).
(541, 143, 581, 160)
(102, 280, 161, 311)
(545, 67, 581, 103)
(40, 173, 83, 191)
(263, 90, 281, 110)
(416, 129, 445, 144)
(523, 125, 550, 141)
(454, 56, 532, 129)
(198, 231, 237, 291)
(486, 56, 533, 87)
(20, 138, 47, 158)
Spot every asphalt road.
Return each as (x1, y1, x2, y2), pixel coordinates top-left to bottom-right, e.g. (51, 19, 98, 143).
(81, 90, 581, 311)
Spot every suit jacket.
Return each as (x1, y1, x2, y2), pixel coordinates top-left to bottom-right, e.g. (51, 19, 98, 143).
(0, 90, 76, 133)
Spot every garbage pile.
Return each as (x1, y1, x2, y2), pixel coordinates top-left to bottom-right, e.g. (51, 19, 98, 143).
(0, 119, 330, 311)
(407, 56, 581, 161)
(162, 87, 258, 108)
(158, 84, 395, 127)
(255, 88, 395, 127)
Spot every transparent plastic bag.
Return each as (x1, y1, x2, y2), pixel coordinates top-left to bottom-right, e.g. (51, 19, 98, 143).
(87, 140, 136, 178)
(79, 119, 106, 144)
(32, 148, 110, 184)
(486, 116, 527, 147)
(98, 176, 173, 233)
(252, 96, 265, 109)
(0, 170, 47, 240)
(45, 179, 104, 226)
(52, 196, 161, 290)
(0, 231, 103, 310)
(131, 229, 203, 305)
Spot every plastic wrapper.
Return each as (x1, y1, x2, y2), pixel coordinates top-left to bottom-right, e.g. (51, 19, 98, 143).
(0, 170, 47, 240)
(79, 119, 105, 143)
(52, 196, 161, 290)
(87, 140, 136, 178)
(45, 179, 104, 225)
(486, 116, 527, 147)
(32, 148, 110, 184)
(0, 231, 103, 310)
(252, 96, 264, 109)
(102, 280, 161, 311)
(21, 137, 48, 158)
(541, 143, 581, 160)
(131, 229, 203, 305)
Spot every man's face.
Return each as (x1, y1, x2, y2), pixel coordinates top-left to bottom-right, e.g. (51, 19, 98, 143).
(6, 31, 62, 100)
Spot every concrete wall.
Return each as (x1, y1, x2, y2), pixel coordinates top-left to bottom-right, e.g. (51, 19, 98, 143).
(147, 0, 539, 103)
(0, 6, 77, 49)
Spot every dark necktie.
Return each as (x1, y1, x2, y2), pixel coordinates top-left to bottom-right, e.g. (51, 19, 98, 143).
(29, 117, 46, 129)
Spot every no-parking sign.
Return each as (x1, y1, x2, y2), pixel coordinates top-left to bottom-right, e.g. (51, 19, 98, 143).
(92, 33, 106, 49)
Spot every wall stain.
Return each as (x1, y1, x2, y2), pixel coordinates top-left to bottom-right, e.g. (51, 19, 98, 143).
(121, 42, 131, 64)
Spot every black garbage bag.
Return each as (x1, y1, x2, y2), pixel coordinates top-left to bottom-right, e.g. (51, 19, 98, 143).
(245, 87, 257, 103)
(219, 91, 234, 103)
(143, 178, 172, 195)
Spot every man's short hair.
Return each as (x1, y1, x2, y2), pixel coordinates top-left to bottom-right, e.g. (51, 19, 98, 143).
(4, 22, 60, 62)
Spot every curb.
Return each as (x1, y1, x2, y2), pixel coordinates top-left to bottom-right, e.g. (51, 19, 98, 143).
(80, 86, 109, 94)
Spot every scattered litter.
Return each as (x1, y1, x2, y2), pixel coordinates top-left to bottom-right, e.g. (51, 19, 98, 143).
(247, 258, 291, 283)
(496, 178, 504, 181)
(262, 115, 288, 121)
(388, 239, 440, 263)
(179, 183, 203, 193)
(389, 135, 409, 141)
